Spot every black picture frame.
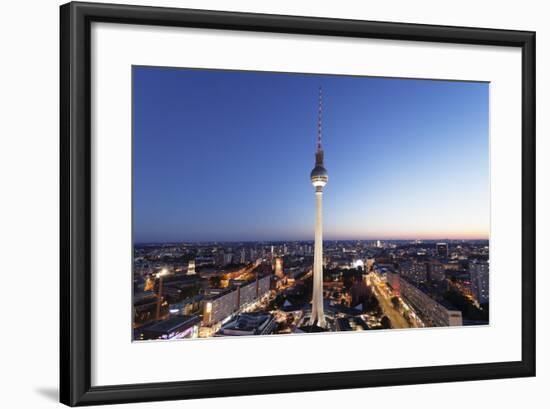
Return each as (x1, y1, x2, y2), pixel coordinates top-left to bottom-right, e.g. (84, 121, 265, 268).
(60, 1, 536, 406)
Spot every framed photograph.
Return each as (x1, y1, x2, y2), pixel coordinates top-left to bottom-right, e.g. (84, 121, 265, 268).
(60, 1, 536, 406)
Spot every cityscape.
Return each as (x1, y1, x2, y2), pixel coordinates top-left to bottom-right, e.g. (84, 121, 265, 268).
(132, 66, 489, 341)
(133, 239, 489, 340)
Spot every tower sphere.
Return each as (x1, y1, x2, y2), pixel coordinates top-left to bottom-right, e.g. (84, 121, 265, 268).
(310, 165, 328, 187)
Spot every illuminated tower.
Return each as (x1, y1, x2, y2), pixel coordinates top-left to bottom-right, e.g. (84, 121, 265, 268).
(309, 87, 328, 327)
(274, 257, 284, 278)
(187, 259, 196, 275)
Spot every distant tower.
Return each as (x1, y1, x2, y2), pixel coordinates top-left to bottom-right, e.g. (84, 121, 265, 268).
(187, 259, 196, 275)
(309, 87, 329, 327)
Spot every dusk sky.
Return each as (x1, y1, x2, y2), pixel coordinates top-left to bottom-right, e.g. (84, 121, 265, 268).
(133, 66, 489, 243)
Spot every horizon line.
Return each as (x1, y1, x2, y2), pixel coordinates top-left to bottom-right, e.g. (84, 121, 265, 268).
(134, 237, 490, 245)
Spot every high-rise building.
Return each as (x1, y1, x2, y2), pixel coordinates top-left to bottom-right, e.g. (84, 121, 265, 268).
(399, 259, 427, 283)
(309, 87, 329, 328)
(223, 253, 233, 265)
(215, 251, 225, 266)
(436, 243, 449, 257)
(470, 259, 489, 304)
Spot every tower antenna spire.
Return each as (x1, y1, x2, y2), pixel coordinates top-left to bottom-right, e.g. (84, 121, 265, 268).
(317, 86, 323, 151)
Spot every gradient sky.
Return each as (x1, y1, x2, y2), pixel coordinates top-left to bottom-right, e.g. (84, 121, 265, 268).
(133, 66, 489, 243)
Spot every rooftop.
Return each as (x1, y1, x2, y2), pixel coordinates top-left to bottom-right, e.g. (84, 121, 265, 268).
(219, 313, 275, 335)
(141, 315, 200, 334)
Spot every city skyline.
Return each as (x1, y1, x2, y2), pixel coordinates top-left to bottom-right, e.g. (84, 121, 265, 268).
(134, 238, 489, 245)
(133, 66, 489, 243)
(133, 239, 489, 339)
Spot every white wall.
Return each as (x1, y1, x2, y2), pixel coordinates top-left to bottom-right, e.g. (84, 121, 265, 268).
(0, 0, 546, 407)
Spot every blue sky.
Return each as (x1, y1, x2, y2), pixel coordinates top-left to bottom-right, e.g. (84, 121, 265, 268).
(133, 66, 489, 243)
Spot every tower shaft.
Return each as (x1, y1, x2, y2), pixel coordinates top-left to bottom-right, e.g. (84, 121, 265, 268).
(309, 189, 326, 327)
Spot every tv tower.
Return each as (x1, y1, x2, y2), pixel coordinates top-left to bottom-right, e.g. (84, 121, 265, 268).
(309, 87, 328, 327)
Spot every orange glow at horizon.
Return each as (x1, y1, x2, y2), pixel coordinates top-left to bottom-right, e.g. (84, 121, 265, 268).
(325, 228, 489, 241)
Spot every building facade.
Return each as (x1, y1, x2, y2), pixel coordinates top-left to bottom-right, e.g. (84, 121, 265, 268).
(386, 271, 462, 327)
(202, 273, 271, 326)
(470, 259, 489, 304)
(436, 242, 449, 257)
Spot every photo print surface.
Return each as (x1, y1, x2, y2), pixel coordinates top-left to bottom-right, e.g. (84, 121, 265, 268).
(132, 66, 490, 341)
